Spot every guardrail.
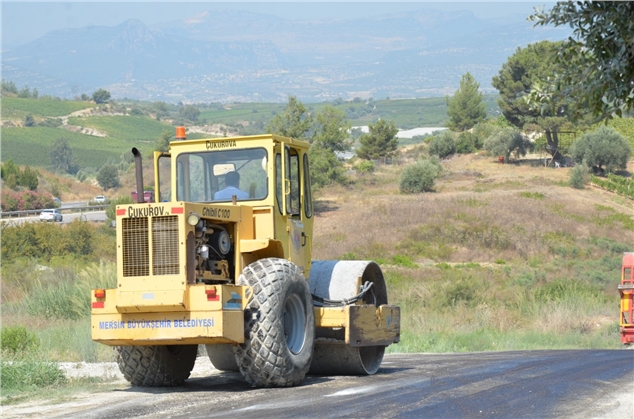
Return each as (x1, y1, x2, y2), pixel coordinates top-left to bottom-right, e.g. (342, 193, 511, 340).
(0, 205, 109, 218)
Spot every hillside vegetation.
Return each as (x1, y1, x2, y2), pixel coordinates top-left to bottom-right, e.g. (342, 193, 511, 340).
(0, 95, 497, 171)
(313, 153, 633, 352)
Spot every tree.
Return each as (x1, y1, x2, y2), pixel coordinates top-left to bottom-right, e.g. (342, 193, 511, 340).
(312, 105, 351, 152)
(97, 164, 120, 191)
(1, 79, 18, 94)
(266, 96, 313, 141)
(153, 101, 169, 119)
(24, 113, 35, 127)
(446, 72, 487, 131)
(18, 85, 31, 98)
(1, 158, 20, 189)
(400, 157, 442, 193)
(492, 41, 574, 161)
(92, 89, 111, 104)
(483, 128, 532, 162)
(20, 166, 39, 191)
(356, 119, 398, 160)
(308, 145, 345, 189)
(50, 138, 78, 174)
(179, 105, 200, 122)
(428, 130, 457, 158)
(155, 129, 174, 152)
(569, 126, 631, 174)
(530, 2, 634, 120)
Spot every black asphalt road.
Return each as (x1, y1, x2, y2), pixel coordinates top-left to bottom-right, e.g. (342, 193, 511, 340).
(58, 350, 634, 419)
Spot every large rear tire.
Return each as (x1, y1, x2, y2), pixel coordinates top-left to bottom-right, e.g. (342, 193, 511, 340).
(235, 258, 315, 387)
(115, 345, 197, 387)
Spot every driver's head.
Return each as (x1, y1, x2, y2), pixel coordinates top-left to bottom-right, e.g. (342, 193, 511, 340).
(225, 171, 240, 188)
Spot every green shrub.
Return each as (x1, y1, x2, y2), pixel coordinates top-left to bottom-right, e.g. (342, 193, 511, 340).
(400, 157, 442, 193)
(569, 163, 590, 189)
(356, 160, 375, 173)
(433, 277, 482, 309)
(456, 131, 476, 154)
(1, 325, 39, 356)
(428, 130, 456, 158)
(1, 220, 98, 261)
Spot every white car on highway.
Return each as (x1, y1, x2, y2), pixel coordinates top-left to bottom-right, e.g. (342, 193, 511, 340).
(40, 209, 63, 222)
(93, 195, 107, 203)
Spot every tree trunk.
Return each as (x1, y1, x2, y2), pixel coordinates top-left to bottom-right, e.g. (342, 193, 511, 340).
(544, 129, 562, 166)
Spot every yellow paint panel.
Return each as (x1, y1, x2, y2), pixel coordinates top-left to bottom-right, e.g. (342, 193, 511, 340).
(315, 307, 347, 328)
(116, 290, 187, 313)
(91, 310, 244, 345)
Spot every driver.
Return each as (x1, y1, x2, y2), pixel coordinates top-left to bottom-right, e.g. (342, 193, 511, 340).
(214, 171, 249, 200)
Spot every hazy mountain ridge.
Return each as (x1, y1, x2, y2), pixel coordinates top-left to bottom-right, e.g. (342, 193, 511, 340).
(1, 9, 571, 103)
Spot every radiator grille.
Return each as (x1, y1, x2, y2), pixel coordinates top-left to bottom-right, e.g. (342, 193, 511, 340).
(152, 216, 179, 275)
(122, 217, 149, 277)
(122, 215, 180, 277)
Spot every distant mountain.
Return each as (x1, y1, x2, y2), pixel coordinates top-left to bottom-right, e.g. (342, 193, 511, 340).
(1, 9, 570, 103)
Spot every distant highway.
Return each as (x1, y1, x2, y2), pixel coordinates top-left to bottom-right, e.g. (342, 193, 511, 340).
(1, 210, 107, 226)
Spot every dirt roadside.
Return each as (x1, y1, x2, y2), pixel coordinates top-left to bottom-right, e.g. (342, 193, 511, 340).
(1, 357, 220, 419)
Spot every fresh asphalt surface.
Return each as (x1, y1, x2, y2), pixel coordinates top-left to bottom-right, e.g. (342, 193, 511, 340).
(43, 350, 634, 419)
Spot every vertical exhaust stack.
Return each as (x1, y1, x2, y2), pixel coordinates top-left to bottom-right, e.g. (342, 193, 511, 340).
(132, 147, 144, 203)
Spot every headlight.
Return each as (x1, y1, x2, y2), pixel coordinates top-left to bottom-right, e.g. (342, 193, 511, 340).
(187, 212, 200, 226)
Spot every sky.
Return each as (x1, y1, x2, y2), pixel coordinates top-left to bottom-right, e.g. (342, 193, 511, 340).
(1, 1, 550, 48)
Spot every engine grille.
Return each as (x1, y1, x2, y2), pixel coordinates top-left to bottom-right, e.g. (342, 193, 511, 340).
(122, 215, 180, 277)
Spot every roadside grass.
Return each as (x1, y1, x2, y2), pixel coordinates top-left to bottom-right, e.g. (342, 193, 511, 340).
(1, 355, 121, 405)
(1, 260, 118, 362)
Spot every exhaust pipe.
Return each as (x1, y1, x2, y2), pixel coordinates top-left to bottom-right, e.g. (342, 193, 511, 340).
(132, 147, 144, 203)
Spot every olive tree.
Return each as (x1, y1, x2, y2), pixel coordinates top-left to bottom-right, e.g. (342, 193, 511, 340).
(428, 130, 457, 158)
(400, 157, 443, 193)
(569, 126, 631, 174)
(483, 128, 532, 162)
